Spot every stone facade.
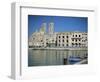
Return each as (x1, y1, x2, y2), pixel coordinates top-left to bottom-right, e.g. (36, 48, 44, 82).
(29, 22, 88, 48)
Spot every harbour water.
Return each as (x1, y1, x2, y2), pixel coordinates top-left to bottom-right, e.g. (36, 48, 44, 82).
(28, 49, 88, 66)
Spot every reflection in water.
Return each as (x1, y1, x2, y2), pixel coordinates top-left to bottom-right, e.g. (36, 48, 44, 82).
(28, 49, 88, 66)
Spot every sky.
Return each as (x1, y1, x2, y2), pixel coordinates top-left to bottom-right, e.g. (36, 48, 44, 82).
(28, 15, 88, 37)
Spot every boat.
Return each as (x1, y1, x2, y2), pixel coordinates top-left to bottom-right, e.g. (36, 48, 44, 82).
(68, 56, 82, 64)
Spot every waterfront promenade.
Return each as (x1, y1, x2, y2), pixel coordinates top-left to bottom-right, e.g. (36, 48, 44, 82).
(29, 47, 87, 50)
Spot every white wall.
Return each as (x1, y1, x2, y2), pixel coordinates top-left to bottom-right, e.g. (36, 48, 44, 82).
(0, 0, 100, 81)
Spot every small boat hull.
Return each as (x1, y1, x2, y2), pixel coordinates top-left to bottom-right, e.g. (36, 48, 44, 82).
(69, 57, 82, 64)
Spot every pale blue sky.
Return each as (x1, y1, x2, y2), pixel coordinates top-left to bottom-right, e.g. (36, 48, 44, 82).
(28, 15, 88, 37)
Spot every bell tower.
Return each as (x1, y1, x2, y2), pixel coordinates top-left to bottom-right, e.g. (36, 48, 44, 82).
(48, 18, 54, 34)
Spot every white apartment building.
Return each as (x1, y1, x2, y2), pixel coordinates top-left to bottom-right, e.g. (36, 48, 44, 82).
(56, 32, 70, 47)
(56, 32, 87, 48)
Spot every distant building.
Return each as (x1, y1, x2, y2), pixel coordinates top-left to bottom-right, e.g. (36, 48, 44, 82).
(29, 22, 88, 48)
(48, 22, 54, 34)
(40, 22, 46, 33)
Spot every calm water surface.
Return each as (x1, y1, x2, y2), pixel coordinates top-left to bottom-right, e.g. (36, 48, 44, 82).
(28, 49, 88, 66)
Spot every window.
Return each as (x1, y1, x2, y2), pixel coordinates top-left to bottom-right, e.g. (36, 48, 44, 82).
(59, 36, 60, 38)
(59, 44, 60, 46)
(75, 39, 77, 42)
(75, 43, 78, 46)
(72, 38, 74, 41)
(62, 44, 64, 46)
(59, 40, 60, 42)
(62, 36, 64, 38)
(76, 35, 77, 37)
(79, 35, 80, 37)
(66, 40, 68, 42)
(66, 44, 68, 46)
(63, 40, 64, 42)
(66, 36, 68, 38)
